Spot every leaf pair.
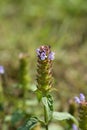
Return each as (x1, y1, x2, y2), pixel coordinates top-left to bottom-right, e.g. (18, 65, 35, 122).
(42, 96, 78, 126)
(17, 96, 78, 130)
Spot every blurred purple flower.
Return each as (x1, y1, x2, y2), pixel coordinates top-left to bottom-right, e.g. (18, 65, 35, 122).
(80, 93, 85, 102)
(48, 52, 55, 60)
(74, 93, 86, 104)
(72, 124, 78, 130)
(74, 97, 81, 104)
(36, 48, 40, 56)
(40, 52, 47, 60)
(0, 66, 4, 74)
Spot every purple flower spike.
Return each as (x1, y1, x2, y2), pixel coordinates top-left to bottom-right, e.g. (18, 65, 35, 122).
(48, 52, 55, 60)
(80, 93, 85, 102)
(0, 66, 4, 74)
(40, 52, 47, 60)
(74, 96, 81, 104)
(36, 48, 40, 56)
(72, 124, 78, 130)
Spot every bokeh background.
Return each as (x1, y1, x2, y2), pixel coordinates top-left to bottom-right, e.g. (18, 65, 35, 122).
(0, 0, 87, 129)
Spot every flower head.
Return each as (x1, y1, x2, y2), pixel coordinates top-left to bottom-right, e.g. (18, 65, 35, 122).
(36, 45, 55, 61)
(0, 66, 4, 74)
(36, 45, 54, 93)
(74, 93, 86, 104)
(75, 93, 87, 130)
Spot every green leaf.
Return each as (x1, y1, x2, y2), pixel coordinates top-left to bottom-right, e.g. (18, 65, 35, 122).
(17, 117, 39, 130)
(42, 95, 53, 123)
(47, 95, 53, 111)
(52, 112, 79, 126)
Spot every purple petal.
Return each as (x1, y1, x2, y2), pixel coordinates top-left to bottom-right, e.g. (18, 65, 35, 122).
(40, 52, 47, 60)
(80, 93, 85, 102)
(48, 52, 55, 60)
(0, 66, 5, 74)
(74, 96, 81, 104)
(36, 48, 40, 56)
(72, 124, 78, 130)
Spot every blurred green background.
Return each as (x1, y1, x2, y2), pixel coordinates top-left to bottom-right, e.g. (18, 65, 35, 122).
(0, 0, 87, 94)
(0, 0, 87, 129)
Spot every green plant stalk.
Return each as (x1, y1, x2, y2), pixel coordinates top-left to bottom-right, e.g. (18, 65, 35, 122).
(44, 105, 49, 130)
(19, 53, 30, 98)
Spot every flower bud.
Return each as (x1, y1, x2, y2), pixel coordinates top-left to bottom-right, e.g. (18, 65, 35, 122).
(18, 53, 30, 95)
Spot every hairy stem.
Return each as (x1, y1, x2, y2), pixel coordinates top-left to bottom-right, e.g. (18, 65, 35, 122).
(44, 106, 49, 130)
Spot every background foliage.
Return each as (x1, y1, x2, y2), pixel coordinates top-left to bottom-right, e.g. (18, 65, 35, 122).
(0, 0, 87, 129)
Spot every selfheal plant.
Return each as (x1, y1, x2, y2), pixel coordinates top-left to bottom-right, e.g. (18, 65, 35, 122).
(36, 45, 55, 129)
(74, 93, 87, 130)
(17, 45, 78, 130)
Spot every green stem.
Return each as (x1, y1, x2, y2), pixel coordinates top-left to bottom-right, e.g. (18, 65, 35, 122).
(44, 106, 49, 130)
(45, 125, 48, 130)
